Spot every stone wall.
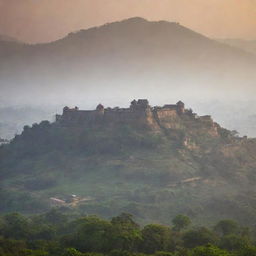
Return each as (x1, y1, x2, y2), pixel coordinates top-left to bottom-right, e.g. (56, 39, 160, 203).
(56, 100, 203, 132)
(56, 101, 182, 130)
(55, 100, 222, 140)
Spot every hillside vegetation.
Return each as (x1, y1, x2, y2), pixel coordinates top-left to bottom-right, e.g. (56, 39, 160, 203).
(1, 101, 256, 225)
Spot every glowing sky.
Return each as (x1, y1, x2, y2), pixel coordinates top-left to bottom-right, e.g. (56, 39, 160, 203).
(0, 0, 256, 43)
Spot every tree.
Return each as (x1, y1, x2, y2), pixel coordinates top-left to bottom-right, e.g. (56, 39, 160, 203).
(238, 246, 256, 256)
(140, 224, 172, 254)
(19, 249, 49, 256)
(63, 248, 82, 256)
(2, 213, 31, 239)
(154, 251, 174, 256)
(219, 234, 249, 251)
(43, 209, 67, 226)
(172, 215, 191, 231)
(183, 227, 218, 249)
(67, 216, 112, 253)
(108, 249, 133, 256)
(214, 220, 239, 236)
(0, 237, 27, 256)
(111, 213, 139, 229)
(190, 245, 230, 256)
(109, 213, 142, 252)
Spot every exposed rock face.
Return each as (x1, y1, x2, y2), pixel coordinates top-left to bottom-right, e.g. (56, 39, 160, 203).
(153, 107, 180, 129)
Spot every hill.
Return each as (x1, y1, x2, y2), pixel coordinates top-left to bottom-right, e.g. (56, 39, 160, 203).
(0, 34, 21, 43)
(0, 105, 55, 140)
(1, 99, 256, 226)
(218, 39, 256, 55)
(1, 17, 256, 106)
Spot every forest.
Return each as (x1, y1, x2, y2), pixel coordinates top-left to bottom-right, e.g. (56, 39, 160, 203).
(1, 210, 256, 256)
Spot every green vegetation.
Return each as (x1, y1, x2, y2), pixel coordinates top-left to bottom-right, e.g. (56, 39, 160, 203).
(1, 211, 256, 256)
(1, 114, 256, 225)
(172, 215, 191, 231)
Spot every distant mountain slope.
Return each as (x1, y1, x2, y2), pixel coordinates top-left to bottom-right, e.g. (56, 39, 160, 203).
(0, 34, 20, 43)
(1, 100, 256, 225)
(0, 17, 256, 105)
(0, 106, 55, 139)
(218, 39, 256, 55)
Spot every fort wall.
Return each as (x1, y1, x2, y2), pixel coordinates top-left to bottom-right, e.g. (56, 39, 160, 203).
(54, 99, 222, 149)
(56, 100, 218, 137)
(56, 99, 184, 129)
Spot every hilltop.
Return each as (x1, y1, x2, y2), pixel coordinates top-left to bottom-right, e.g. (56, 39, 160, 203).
(1, 99, 256, 225)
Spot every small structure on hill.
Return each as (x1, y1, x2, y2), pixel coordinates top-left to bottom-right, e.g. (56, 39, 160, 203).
(49, 195, 94, 208)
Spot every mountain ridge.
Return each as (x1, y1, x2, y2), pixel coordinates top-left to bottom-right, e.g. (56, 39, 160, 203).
(0, 34, 21, 43)
(218, 38, 256, 55)
(1, 17, 256, 106)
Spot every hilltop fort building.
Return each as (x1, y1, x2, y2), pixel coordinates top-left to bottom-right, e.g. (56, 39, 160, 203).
(56, 99, 218, 136)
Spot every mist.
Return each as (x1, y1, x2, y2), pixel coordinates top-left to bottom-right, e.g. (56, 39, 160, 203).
(1, 18, 256, 139)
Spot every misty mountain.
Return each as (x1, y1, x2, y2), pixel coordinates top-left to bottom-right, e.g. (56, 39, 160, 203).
(218, 39, 256, 55)
(0, 106, 56, 139)
(0, 34, 20, 43)
(1, 18, 256, 139)
(1, 17, 256, 106)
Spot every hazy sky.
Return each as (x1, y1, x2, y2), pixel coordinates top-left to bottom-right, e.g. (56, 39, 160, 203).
(0, 0, 256, 43)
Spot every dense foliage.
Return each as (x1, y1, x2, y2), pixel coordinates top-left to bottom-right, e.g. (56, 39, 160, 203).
(1, 211, 256, 256)
(1, 116, 256, 225)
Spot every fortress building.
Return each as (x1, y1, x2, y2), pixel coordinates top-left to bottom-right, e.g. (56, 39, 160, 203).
(56, 99, 184, 127)
(55, 99, 218, 135)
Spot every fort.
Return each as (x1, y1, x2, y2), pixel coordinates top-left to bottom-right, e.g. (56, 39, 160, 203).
(55, 99, 218, 135)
